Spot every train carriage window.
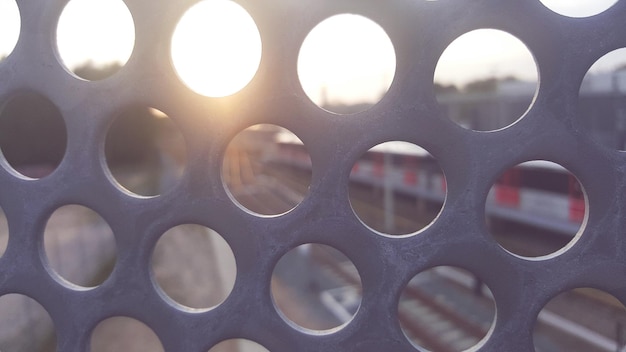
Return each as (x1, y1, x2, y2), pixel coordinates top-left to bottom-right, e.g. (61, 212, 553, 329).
(391, 153, 402, 167)
(403, 155, 417, 168)
(496, 168, 519, 187)
(487, 161, 586, 258)
(350, 141, 445, 236)
(519, 164, 570, 194)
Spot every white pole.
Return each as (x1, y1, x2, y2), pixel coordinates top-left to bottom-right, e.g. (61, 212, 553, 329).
(383, 152, 394, 233)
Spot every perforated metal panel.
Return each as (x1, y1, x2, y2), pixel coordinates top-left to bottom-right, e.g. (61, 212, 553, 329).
(1, 0, 626, 351)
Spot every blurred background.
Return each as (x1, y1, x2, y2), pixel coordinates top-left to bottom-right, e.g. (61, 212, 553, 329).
(1, 0, 626, 351)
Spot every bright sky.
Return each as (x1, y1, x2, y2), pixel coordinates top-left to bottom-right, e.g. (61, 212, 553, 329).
(171, 0, 262, 97)
(434, 29, 538, 87)
(297, 14, 396, 106)
(0, 0, 20, 59)
(0, 0, 624, 102)
(539, 0, 619, 17)
(56, 0, 135, 68)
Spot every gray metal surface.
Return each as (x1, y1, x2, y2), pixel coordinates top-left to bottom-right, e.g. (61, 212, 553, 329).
(0, 0, 625, 351)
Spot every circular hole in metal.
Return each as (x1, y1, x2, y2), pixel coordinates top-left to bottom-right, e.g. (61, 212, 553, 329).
(151, 224, 236, 310)
(0, 0, 20, 62)
(0, 92, 67, 179)
(90, 316, 164, 352)
(271, 244, 362, 332)
(105, 107, 186, 197)
(487, 161, 585, 258)
(579, 48, 626, 151)
(533, 288, 626, 351)
(399, 266, 495, 351)
(43, 205, 116, 288)
(0, 207, 7, 257)
(298, 14, 396, 114)
(208, 339, 269, 352)
(350, 142, 445, 236)
(538, 0, 619, 17)
(0, 294, 57, 351)
(222, 124, 311, 216)
(56, 0, 135, 80)
(435, 29, 538, 131)
(171, 0, 262, 97)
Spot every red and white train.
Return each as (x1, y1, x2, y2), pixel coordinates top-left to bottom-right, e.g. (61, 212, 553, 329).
(270, 136, 584, 237)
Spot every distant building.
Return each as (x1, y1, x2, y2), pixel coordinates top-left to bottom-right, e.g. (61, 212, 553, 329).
(579, 70, 626, 149)
(437, 71, 626, 149)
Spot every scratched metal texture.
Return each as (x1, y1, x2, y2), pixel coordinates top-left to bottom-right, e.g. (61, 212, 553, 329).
(0, 0, 625, 351)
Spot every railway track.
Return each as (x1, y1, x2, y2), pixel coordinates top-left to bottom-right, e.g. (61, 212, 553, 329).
(224, 152, 493, 350)
(312, 247, 491, 352)
(223, 149, 303, 214)
(224, 150, 626, 352)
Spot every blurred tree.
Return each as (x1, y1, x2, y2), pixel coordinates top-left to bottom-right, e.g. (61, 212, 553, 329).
(434, 83, 458, 94)
(73, 61, 123, 80)
(463, 78, 498, 93)
(463, 76, 520, 93)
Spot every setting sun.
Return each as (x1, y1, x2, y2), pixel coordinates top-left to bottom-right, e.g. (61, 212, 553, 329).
(171, 0, 262, 98)
(1, 0, 625, 101)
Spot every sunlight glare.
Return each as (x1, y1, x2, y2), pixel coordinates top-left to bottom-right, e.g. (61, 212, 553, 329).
(56, 0, 135, 73)
(0, 0, 20, 59)
(298, 14, 396, 110)
(171, 0, 262, 98)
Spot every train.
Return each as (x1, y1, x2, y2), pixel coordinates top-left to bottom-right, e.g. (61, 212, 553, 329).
(269, 135, 584, 237)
